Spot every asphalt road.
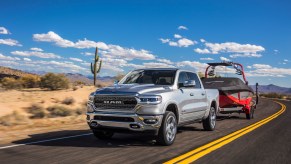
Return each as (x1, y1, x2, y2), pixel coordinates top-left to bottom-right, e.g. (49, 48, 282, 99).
(0, 99, 289, 164)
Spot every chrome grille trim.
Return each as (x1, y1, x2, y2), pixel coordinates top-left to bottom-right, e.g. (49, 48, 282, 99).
(94, 95, 137, 110)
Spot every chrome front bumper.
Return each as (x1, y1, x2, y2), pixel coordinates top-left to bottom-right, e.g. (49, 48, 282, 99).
(86, 103, 163, 132)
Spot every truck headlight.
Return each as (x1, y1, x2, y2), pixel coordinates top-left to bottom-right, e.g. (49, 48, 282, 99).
(88, 92, 95, 102)
(137, 95, 162, 104)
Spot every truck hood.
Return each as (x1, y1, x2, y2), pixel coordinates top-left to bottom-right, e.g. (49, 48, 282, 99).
(95, 84, 172, 95)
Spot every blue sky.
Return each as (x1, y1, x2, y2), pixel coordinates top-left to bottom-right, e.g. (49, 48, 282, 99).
(0, 0, 291, 87)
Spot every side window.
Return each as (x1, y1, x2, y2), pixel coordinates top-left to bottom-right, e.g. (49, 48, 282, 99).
(187, 72, 202, 88)
(178, 72, 189, 85)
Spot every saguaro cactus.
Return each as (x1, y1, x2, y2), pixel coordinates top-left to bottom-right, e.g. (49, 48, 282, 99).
(90, 47, 102, 86)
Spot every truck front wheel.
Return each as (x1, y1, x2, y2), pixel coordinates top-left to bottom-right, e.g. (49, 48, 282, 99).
(92, 130, 114, 140)
(157, 111, 177, 146)
(202, 106, 216, 131)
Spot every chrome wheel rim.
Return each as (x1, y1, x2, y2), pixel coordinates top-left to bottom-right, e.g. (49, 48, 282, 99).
(210, 107, 216, 128)
(166, 115, 176, 142)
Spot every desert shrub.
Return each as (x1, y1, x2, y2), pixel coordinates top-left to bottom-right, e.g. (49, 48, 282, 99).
(20, 75, 40, 88)
(26, 103, 46, 119)
(61, 97, 75, 105)
(0, 77, 23, 89)
(261, 93, 284, 99)
(0, 111, 28, 126)
(75, 107, 86, 115)
(47, 105, 72, 117)
(40, 73, 70, 90)
(72, 86, 78, 91)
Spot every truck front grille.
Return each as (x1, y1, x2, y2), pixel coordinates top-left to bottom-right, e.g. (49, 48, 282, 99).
(94, 96, 137, 110)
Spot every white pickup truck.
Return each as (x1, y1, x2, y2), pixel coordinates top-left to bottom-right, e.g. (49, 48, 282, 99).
(87, 68, 219, 145)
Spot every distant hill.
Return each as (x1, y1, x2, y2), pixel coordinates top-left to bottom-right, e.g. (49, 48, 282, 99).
(0, 66, 37, 79)
(250, 84, 291, 95)
(65, 73, 93, 85)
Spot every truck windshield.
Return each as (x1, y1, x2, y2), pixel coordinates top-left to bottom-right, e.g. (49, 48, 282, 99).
(119, 70, 176, 85)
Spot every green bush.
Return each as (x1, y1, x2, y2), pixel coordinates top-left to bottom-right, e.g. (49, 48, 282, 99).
(40, 73, 69, 90)
(61, 97, 75, 105)
(20, 75, 40, 88)
(47, 105, 72, 117)
(0, 77, 23, 89)
(26, 103, 46, 119)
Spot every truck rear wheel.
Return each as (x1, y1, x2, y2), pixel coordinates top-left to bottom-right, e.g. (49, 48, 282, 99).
(203, 106, 216, 131)
(157, 111, 177, 146)
(92, 130, 114, 140)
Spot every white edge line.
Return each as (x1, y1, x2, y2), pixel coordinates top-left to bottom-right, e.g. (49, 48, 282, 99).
(0, 133, 93, 150)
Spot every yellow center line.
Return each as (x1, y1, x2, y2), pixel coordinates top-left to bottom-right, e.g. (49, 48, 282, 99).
(164, 101, 286, 164)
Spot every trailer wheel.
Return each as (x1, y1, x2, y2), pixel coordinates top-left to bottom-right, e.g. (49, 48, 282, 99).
(246, 106, 255, 119)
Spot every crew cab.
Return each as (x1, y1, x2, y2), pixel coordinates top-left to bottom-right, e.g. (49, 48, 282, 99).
(87, 68, 219, 145)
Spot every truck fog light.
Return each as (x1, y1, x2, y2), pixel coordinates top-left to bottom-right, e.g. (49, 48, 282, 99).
(90, 121, 98, 127)
(144, 119, 158, 124)
(130, 124, 141, 129)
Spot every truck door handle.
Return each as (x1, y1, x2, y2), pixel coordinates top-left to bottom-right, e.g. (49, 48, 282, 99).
(190, 93, 194, 96)
(201, 93, 205, 96)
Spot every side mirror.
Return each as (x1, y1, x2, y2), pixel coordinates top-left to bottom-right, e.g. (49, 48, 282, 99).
(114, 80, 119, 85)
(181, 80, 196, 88)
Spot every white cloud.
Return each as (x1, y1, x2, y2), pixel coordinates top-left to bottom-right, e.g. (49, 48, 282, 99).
(204, 42, 264, 55)
(200, 39, 206, 43)
(252, 64, 272, 69)
(160, 38, 170, 43)
(23, 58, 32, 61)
(81, 52, 94, 56)
(247, 66, 252, 69)
(0, 53, 21, 61)
(174, 34, 182, 39)
(69, 57, 83, 62)
(177, 38, 196, 47)
(11, 50, 61, 59)
(0, 27, 10, 34)
(194, 48, 211, 54)
(230, 53, 262, 58)
(33, 31, 155, 60)
(178, 26, 188, 30)
(157, 58, 174, 64)
(30, 47, 43, 51)
(0, 39, 22, 46)
(284, 59, 288, 62)
(160, 37, 197, 48)
(101, 45, 155, 60)
(220, 57, 230, 61)
(176, 61, 208, 72)
(200, 58, 214, 61)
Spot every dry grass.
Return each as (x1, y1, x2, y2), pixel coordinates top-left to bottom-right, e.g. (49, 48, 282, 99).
(0, 111, 29, 126)
(26, 103, 46, 119)
(61, 97, 75, 105)
(47, 105, 73, 117)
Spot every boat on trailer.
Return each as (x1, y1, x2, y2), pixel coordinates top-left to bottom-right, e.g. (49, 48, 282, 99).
(201, 62, 259, 119)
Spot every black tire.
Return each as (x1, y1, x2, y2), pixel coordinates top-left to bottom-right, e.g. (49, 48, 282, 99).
(92, 130, 114, 140)
(202, 106, 216, 131)
(157, 111, 177, 146)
